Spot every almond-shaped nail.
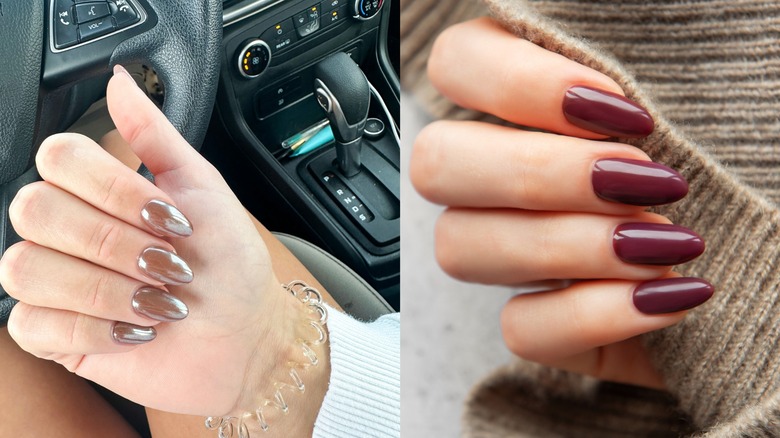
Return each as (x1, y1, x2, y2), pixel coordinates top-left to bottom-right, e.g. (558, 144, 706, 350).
(132, 287, 189, 322)
(138, 247, 194, 285)
(112, 322, 156, 344)
(614, 223, 705, 266)
(141, 200, 193, 238)
(563, 86, 654, 137)
(593, 158, 688, 206)
(633, 278, 714, 315)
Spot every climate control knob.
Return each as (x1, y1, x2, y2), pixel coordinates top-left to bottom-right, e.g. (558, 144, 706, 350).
(236, 40, 271, 79)
(353, 0, 383, 20)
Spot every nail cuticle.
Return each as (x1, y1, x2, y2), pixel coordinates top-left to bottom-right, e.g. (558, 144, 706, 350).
(137, 247, 194, 285)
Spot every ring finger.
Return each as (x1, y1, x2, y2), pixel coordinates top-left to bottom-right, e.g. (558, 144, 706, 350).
(0, 241, 189, 325)
(435, 210, 704, 284)
(428, 17, 654, 139)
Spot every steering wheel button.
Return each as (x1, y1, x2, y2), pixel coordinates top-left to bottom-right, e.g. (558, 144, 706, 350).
(54, 0, 79, 49)
(78, 17, 116, 41)
(75, 2, 110, 24)
(110, 0, 139, 28)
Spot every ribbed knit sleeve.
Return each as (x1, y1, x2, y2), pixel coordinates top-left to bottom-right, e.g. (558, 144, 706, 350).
(312, 308, 400, 438)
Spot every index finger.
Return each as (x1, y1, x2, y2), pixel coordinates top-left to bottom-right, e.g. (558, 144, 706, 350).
(36, 132, 192, 239)
(428, 17, 654, 139)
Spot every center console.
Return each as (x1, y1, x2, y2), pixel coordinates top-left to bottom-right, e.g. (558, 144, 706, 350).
(214, 0, 399, 306)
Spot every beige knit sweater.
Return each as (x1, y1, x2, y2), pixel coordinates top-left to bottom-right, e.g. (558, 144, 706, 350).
(401, 0, 780, 436)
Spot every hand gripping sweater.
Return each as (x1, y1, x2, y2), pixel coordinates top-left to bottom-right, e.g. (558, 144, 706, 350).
(401, 0, 780, 436)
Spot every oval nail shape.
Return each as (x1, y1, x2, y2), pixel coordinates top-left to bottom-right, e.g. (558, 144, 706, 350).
(593, 158, 689, 206)
(112, 322, 157, 344)
(138, 247, 194, 285)
(141, 200, 193, 238)
(132, 287, 189, 322)
(614, 223, 705, 266)
(633, 278, 714, 315)
(563, 86, 654, 138)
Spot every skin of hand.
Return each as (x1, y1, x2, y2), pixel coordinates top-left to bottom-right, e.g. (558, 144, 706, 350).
(412, 17, 712, 389)
(0, 66, 330, 435)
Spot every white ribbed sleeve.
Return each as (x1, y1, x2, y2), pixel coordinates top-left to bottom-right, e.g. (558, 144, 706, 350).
(313, 307, 401, 437)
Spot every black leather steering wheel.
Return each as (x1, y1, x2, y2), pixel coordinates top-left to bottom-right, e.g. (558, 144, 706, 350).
(0, 0, 223, 323)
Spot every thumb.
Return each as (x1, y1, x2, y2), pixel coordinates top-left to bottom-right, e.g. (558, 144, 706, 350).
(106, 65, 203, 178)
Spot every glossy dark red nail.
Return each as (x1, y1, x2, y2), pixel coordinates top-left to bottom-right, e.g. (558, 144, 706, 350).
(633, 278, 714, 315)
(593, 158, 688, 206)
(563, 86, 654, 137)
(614, 223, 705, 265)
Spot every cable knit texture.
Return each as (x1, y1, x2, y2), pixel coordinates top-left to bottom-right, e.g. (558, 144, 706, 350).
(313, 308, 400, 438)
(401, 0, 780, 436)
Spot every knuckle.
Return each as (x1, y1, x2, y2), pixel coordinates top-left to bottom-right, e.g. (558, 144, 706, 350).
(500, 299, 540, 360)
(410, 121, 448, 201)
(508, 145, 542, 208)
(36, 134, 84, 177)
(428, 22, 473, 91)
(66, 312, 87, 349)
(434, 211, 468, 280)
(88, 220, 124, 261)
(9, 182, 49, 233)
(98, 173, 125, 209)
(7, 303, 34, 350)
(0, 241, 37, 298)
(83, 271, 110, 312)
(427, 26, 458, 88)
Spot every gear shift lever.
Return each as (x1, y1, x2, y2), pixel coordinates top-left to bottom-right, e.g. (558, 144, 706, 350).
(314, 53, 370, 177)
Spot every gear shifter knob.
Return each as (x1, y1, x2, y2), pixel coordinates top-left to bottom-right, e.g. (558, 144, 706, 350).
(314, 52, 370, 177)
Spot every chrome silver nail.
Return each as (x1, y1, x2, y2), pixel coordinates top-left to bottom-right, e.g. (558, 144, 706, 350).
(112, 322, 156, 344)
(141, 200, 193, 238)
(138, 247, 194, 285)
(132, 287, 189, 322)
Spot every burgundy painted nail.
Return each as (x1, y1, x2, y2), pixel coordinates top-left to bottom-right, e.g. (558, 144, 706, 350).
(633, 278, 714, 315)
(593, 158, 688, 206)
(614, 223, 705, 266)
(563, 86, 654, 137)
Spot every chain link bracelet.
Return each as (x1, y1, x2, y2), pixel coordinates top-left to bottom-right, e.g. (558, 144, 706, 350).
(205, 281, 329, 437)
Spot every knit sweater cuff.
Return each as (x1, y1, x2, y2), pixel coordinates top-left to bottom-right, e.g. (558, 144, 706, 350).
(312, 307, 400, 438)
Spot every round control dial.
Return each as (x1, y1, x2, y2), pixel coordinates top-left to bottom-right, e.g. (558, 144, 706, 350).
(237, 40, 271, 78)
(353, 0, 384, 20)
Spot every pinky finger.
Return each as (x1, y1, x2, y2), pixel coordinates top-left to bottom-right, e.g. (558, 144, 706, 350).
(500, 276, 714, 388)
(7, 303, 155, 368)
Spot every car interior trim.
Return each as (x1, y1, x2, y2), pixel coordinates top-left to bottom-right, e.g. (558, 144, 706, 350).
(223, 0, 286, 27)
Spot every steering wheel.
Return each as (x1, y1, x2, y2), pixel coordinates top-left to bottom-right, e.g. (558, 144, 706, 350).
(0, 0, 223, 323)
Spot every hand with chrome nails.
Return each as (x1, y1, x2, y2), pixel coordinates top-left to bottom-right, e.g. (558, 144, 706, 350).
(411, 18, 712, 389)
(0, 66, 310, 420)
